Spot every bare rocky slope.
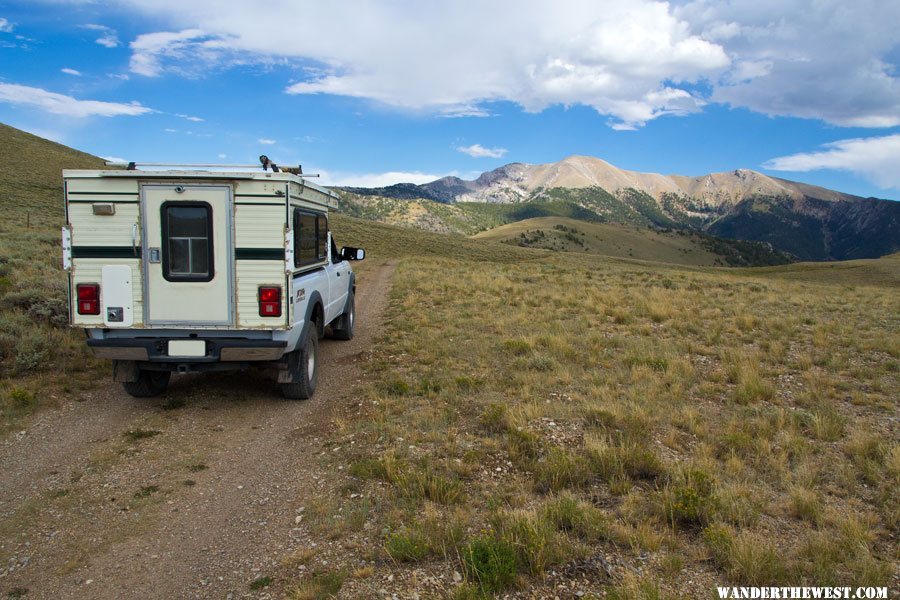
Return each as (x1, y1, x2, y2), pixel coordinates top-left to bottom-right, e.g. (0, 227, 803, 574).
(344, 155, 900, 261)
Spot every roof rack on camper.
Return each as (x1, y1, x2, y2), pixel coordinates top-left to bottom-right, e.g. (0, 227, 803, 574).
(104, 154, 317, 176)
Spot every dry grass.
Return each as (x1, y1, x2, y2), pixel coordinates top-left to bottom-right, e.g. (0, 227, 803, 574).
(313, 246, 897, 596)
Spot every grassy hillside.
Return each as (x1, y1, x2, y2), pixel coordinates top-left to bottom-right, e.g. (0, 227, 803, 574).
(0, 123, 105, 228)
(338, 190, 604, 236)
(473, 216, 795, 267)
(0, 126, 107, 425)
(340, 193, 793, 267)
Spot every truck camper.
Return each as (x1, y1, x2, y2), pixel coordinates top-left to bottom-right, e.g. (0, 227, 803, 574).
(62, 159, 364, 399)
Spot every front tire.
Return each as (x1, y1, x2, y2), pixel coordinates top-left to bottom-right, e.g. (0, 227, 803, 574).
(332, 291, 355, 341)
(281, 325, 319, 400)
(122, 370, 171, 398)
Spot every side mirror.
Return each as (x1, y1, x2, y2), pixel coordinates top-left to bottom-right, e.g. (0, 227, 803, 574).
(340, 246, 365, 261)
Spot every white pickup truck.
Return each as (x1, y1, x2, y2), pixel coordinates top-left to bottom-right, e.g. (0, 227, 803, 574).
(62, 164, 364, 399)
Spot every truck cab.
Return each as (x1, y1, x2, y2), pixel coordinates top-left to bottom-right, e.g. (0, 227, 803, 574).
(63, 164, 364, 399)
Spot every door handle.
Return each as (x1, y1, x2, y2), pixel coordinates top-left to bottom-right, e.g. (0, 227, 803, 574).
(132, 223, 138, 256)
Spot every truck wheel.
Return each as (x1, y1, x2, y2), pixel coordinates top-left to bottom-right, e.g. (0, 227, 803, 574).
(332, 291, 355, 341)
(122, 370, 171, 398)
(282, 326, 319, 399)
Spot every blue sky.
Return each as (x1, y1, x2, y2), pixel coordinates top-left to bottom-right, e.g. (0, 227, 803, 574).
(0, 1, 898, 199)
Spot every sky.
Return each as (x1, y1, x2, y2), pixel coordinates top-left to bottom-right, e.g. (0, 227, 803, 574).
(0, 0, 898, 199)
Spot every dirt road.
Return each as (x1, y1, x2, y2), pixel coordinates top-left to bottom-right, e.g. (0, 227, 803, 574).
(0, 261, 396, 599)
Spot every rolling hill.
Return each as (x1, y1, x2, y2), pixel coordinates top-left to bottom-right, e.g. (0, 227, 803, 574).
(472, 217, 792, 267)
(0, 123, 105, 229)
(343, 155, 900, 261)
(339, 191, 793, 266)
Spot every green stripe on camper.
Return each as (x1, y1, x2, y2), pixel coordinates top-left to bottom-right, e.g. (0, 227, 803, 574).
(236, 248, 283, 260)
(72, 246, 141, 258)
(68, 191, 139, 195)
(71, 247, 281, 259)
(67, 199, 140, 204)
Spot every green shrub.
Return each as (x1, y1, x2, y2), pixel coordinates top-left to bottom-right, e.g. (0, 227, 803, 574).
(490, 510, 571, 577)
(542, 493, 609, 541)
(533, 447, 592, 492)
(661, 467, 718, 527)
(588, 436, 665, 482)
(249, 576, 273, 590)
(506, 427, 540, 463)
(392, 467, 462, 505)
(502, 339, 532, 356)
(461, 537, 517, 593)
(379, 377, 410, 396)
(703, 524, 788, 584)
(384, 528, 429, 562)
(8, 387, 36, 409)
(349, 457, 388, 480)
(480, 402, 509, 433)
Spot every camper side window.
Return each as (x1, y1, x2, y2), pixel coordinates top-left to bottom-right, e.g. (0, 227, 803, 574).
(293, 209, 327, 268)
(162, 202, 214, 282)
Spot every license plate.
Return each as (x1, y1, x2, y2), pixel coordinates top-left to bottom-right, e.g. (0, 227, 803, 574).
(168, 340, 206, 357)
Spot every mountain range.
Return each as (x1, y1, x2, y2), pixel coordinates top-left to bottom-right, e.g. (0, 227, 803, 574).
(343, 155, 900, 261)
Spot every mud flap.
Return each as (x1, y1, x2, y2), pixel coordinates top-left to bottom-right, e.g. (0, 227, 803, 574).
(113, 360, 140, 383)
(276, 321, 314, 383)
(276, 351, 298, 384)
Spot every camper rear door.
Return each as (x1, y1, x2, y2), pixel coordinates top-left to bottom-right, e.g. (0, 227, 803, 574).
(141, 184, 233, 325)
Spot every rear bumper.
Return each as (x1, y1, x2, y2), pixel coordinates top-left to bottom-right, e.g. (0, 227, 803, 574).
(86, 337, 288, 362)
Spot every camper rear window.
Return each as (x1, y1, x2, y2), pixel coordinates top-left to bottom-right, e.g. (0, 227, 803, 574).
(293, 209, 327, 268)
(162, 203, 214, 282)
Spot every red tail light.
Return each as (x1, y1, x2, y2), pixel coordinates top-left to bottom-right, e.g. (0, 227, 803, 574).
(76, 283, 100, 315)
(258, 286, 282, 317)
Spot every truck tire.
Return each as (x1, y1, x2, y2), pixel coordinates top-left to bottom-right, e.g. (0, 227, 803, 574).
(332, 291, 355, 341)
(282, 325, 319, 399)
(122, 370, 171, 398)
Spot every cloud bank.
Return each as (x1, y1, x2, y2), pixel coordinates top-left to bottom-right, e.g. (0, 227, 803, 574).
(118, 0, 729, 129)
(30, 0, 900, 131)
(765, 135, 900, 191)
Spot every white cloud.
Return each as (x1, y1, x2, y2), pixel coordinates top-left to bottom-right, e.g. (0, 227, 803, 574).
(129, 28, 276, 77)
(96, 32, 119, 48)
(0, 18, 14, 33)
(218, 153, 227, 158)
(82, 24, 120, 48)
(321, 170, 444, 187)
(764, 135, 900, 190)
(115, 0, 729, 129)
(0, 83, 153, 117)
(438, 104, 495, 119)
(176, 113, 204, 122)
(61, 68, 82, 76)
(257, 138, 276, 145)
(130, 29, 205, 76)
(677, 0, 900, 127)
(92, 0, 900, 129)
(457, 144, 508, 159)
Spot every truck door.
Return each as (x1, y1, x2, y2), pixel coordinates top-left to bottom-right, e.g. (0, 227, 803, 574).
(141, 184, 233, 326)
(326, 232, 349, 322)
